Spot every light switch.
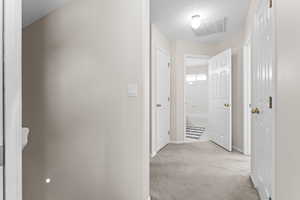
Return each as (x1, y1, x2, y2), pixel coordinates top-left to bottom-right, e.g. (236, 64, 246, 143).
(128, 84, 138, 97)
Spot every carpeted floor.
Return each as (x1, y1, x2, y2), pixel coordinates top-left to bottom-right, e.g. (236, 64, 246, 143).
(150, 142, 260, 200)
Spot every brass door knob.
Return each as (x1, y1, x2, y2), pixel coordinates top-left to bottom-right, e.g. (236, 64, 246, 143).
(224, 104, 230, 107)
(251, 108, 260, 114)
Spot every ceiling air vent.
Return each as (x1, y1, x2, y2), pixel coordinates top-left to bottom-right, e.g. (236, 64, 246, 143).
(193, 17, 227, 37)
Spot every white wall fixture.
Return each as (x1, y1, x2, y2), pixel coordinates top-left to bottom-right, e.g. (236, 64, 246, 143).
(128, 84, 138, 97)
(190, 15, 201, 30)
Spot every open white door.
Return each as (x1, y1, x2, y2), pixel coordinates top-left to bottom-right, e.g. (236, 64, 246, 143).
(2, 0, 23, 199)
(251, 0, 274, 199)
(208, 49, 232, 151)
(156, 48, 170, 151)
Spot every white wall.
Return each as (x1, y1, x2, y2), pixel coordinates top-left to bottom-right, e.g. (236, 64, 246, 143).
(22, 0, 149, 199)
(151, 24, 171, 155)
(275, 0, 300, 199)
(171, 40, 217, 141)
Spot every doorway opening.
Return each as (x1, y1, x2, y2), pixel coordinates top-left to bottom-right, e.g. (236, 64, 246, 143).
(184, 55, 210, 142)
(149, 0, 272, 199)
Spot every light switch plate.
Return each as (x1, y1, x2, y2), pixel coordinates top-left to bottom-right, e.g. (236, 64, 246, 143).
(128, 84, 138, 97)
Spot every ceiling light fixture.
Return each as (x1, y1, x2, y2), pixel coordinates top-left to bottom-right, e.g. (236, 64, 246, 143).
(191, 15, 201, 30)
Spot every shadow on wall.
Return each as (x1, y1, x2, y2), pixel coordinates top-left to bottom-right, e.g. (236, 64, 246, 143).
(231, 48, 244, 151)
(22, 0, 146, 199)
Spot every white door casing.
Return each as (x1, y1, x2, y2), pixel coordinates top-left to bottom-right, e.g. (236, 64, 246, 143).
(251, 0, 274, 199)
(3, 0, 23, 199)
(208, 49, 232, 151)
(156, 48, 170, 151)
(0, 0, 3, 198)
(243, 39, 252, 156)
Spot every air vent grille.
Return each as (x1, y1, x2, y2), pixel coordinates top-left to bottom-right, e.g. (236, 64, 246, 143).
(193, 18, 227, 37)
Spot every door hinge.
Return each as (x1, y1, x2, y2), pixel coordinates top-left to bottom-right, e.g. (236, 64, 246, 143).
(168, 63, 171, 68)
(168, 130, 170, 135)
(269, 0, 273, 8)
(168, 97, 170, 102)
(269, 96, 273, 109)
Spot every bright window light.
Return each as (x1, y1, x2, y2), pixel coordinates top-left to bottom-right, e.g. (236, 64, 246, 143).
(191, 15, 201, 30)
(196, 74, 207, 81)
(186, 75, 196, 82)
(186, 73, 207, 83)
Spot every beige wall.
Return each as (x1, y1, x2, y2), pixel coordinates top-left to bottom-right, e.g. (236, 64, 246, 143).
(171, 40, 217, 141)
(150, 24, 171, 154)
(22, 0, 149, 199)
(276, 0, 300, 199)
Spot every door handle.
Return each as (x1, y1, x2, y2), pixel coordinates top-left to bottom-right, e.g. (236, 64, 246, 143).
(224, 104, 230, 108)
(251, 108, 260, 114)
(156, 104, 162, 107)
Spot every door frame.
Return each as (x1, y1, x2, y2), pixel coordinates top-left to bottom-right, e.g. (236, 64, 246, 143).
(183, 54, 210, 142)
(3, 0, 23, 199)
(243, 36, 252, 156)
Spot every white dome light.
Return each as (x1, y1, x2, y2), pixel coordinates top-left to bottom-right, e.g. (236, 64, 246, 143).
(191, 15, 201, 30)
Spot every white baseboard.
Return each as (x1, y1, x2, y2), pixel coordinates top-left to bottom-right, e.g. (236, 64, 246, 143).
(251, 174, 270, 200)
(147, 196, 151, 200)
(151, 151, 157, 158)
(233, 146, 243, 154)
(250, 174, 258, 188)
(169, 140, 185, 144)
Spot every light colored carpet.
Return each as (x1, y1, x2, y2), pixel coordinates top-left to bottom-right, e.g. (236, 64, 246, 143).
(150, 142, 260, 200)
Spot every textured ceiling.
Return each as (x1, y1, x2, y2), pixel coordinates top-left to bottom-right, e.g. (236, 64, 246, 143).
(22, 0, 74, 27)
(151, 0, 250, 44)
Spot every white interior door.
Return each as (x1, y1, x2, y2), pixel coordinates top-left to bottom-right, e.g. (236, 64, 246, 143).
(208, 49, 232, 151)
(156, 49, 170, 151)
(251, 0, 274, 199)
(0, 1, 3, 198)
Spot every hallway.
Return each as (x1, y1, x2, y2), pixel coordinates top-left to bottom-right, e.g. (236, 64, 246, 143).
(150, 142, 259, 200)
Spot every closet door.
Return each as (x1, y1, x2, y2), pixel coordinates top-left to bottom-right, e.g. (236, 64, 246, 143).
(156, 48, 171, 151)
(208, 49, 232, 151)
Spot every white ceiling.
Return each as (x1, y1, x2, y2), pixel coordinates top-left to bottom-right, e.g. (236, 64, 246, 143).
(151, 0, 250, 44)
(22, 0, 74, 27)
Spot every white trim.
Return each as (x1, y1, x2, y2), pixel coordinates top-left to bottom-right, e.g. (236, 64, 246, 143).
(233, 146, 243, 154)
(151, 151, 157, 158)
(243, 37, 252, 156)
(169, 140, 185, 144)
(250, 174, 258, 188)
(147, 196, 151, 200)
(4, 0, 22, 199)
(141, 0, 150, 199)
